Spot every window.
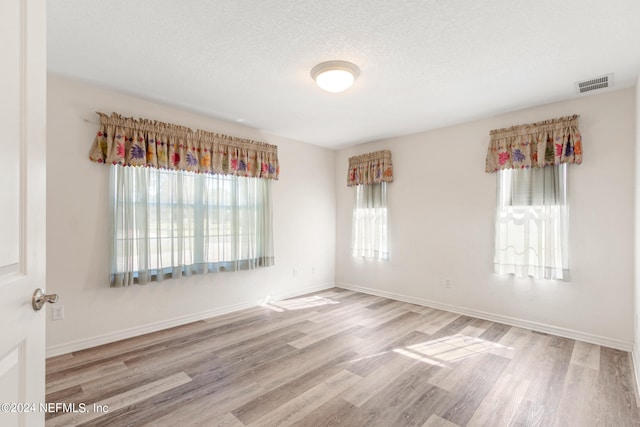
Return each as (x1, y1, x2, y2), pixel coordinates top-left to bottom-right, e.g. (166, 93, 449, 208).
(110, 165, 273, 286)
(351, 183, 389, 260)
(494, 164, 569, 281)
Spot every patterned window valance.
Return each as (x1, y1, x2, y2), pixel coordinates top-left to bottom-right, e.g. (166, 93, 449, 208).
(89, 112, 279, 179)
(485, 115, 582, 173)
(347, 150, 393, 186)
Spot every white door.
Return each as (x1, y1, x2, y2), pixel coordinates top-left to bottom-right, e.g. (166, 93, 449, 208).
(0, 0, 47, 426)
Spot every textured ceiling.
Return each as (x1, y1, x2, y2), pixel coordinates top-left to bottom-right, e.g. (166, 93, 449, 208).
(48, 0, 640, 148)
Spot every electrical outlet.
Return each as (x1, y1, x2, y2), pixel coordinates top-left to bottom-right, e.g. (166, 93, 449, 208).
(445, 279, 452, 289)
(311, 265, 317, 274)
(52, 305, 65, 321)
(293, 268, 299, 277)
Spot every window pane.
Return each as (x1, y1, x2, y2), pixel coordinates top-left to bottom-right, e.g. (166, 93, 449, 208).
(494, 164, 569, 281)
(351, 183, 389, 261)
(110, 166, 274, 285)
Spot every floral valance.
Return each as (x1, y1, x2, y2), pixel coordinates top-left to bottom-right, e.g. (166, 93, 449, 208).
(89, 112, 279, 179)
(485, 115, 582, 173)
(347, 150, 393, 186)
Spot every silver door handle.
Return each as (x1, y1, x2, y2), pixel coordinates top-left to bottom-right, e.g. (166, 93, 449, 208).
(32, 288, 59, 311)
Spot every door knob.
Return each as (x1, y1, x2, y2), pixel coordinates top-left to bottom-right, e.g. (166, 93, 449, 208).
(32, 288, 59, 311)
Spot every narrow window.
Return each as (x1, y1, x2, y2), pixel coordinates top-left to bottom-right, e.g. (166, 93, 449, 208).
(494, 164, 569, 280)
(351, 182, 389, 261)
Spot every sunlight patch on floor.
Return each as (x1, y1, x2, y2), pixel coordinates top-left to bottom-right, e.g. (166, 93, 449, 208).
(264, 295, 340, 312)
(395, 334, 512, 366)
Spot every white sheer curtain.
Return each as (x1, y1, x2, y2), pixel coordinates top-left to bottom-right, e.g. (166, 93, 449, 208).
(110, 165, 273, 286)
(494, 164, 569, 281)
(351, 183, 389, 261)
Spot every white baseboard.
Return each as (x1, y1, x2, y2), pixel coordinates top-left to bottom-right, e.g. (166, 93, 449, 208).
(46, 282, 335, 358)
(336, 282, 633, 351)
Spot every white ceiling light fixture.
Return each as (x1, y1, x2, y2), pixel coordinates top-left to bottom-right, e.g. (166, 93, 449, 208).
(311, 60, 360, 93)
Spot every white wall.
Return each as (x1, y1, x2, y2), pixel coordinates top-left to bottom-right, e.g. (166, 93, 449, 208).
(46, 75, 336, 355)
(336, 88, 636, 349)
(634, 75, 640, 379)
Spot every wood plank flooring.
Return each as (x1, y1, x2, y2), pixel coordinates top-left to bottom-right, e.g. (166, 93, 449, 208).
(45, 289, 640, 426)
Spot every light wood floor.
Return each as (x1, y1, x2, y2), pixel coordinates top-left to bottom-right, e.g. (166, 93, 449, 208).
(46, 289, 640, 426)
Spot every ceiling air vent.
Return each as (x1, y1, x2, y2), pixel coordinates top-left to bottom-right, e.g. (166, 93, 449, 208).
(575, 73, 613, 94)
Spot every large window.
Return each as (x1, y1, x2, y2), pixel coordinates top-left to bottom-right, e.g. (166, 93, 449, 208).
(494, 164, 569, 281)
(351, 182, 389, 261)
(110, 165, 273, 286)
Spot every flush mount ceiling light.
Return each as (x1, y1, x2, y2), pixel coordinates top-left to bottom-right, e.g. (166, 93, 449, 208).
(310, 60, 360, 93)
